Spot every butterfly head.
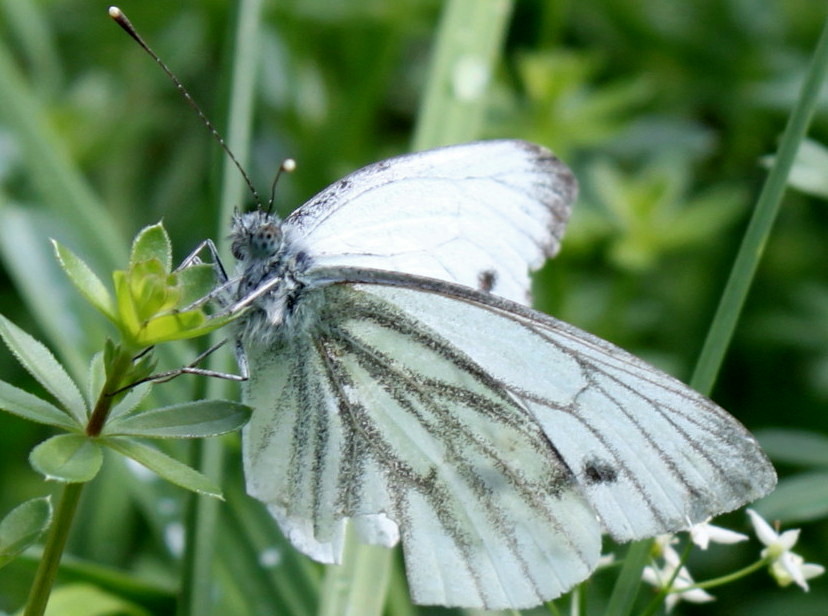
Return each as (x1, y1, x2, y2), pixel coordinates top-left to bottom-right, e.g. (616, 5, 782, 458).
(230, 210, 283, 262)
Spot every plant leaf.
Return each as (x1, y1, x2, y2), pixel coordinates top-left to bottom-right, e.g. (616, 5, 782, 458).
(0, 496, 53, 569)
(108, 382, 152, 421)
(30, 434, 103, 482)
(752, 471, 828, 524)
(52, 239, 115, 320)
(103, 437, 222, 498)
(130, 222, 172, 272)
(0, 313, 87, 424)
(756, 428, 828, 467)
(0, 378, 79, 430)
(103, 400, 251, 438)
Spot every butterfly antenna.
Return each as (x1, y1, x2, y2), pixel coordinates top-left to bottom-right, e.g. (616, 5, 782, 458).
(266, 158, 296, 214)
(108, 6, 263, 207)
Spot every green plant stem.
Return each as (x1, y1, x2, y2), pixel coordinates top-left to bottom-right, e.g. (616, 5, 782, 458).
(85, 347, 132, 436)
(23, 482, 85, 616)
(690, 15, 828, 395)
(690, 558, 768, 591)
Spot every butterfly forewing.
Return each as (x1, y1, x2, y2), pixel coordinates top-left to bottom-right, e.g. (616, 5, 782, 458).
(282, 140, 574, 304)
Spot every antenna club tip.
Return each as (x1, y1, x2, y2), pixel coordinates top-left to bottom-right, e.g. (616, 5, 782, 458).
(282, 158, 297, 173)
(108, 6, 122, 18)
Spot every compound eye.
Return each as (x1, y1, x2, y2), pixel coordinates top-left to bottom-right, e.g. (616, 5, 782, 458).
(253, 224, 282, 254)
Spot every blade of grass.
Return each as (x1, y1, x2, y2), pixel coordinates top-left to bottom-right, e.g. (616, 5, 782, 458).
(411, 0, 514, 151)
(318, 525, 392, 616)
(691, 16, 828, 395)
(179, 1, 265, 615)
(224, 473, 321, 616)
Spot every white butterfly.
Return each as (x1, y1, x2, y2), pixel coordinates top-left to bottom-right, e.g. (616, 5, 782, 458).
(216, 139, 776, 610)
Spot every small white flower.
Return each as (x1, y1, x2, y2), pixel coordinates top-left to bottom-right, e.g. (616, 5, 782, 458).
(747, 509, 825, 590)
(687, 518, 749, 550)
(643, 559, 715, 612)
(652, 534, 681, 564)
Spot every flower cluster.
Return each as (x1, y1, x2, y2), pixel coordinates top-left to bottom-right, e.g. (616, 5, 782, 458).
(642, 510, 824, 612)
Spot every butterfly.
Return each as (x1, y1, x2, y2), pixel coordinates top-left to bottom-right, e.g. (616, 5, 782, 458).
(214, 139, 776, 610)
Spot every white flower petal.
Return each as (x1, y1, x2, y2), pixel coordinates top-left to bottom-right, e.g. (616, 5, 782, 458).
(747, 509, 779, 546)
(801, 563, 826, 582)
(689, 520, 748, 550)
(780, 552, 808, 590)
(642, 566, 661, 587)
(680, 587, 715, 604)
(778, 529, 801, 551)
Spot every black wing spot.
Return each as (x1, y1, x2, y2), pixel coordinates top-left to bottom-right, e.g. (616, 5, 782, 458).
(478, 269, 497, 293)
(583, 459, 618, 485)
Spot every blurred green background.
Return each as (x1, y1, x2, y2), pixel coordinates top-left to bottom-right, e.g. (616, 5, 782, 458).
(1, 1, 827, 615)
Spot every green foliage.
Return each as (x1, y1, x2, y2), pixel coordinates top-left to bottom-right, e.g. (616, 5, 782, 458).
(0, 219, 250, 610)
(56, 222, 231, 349)
(30, 435, 104, 483)
(753, 428, 828, 524)
(0, 498, 52, 570)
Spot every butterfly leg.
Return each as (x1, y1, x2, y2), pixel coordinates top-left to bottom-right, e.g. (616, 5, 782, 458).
(145, 337, 249, 383)
(174, 238, 244, 313)
(110, 337, 250, 395)
(175, 238, 229, 282)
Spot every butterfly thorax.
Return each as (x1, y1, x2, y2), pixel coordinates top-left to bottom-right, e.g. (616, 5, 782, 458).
(230, 210, 317, 345)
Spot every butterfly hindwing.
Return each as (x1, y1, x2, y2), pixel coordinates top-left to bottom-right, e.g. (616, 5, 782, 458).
(345, 274, 776, 533)
(243, 270, 775, 608)
(243, 281, 604, 608)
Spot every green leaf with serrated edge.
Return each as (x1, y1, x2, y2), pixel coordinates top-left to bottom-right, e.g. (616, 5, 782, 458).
(130, 222, 172, 272)
(103, 400, 251, 438)
(52, 240, 115, 320)
(177, 263, 219, 307)
(0, 496, 53, 569)
(0, 379, 79, 430)
(87, 351, 105, 409)
(108, 382, 152, 421)
(30, 434, 103, 483)
(103, 437, 222, 498)
(0, 314, 87, 424)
